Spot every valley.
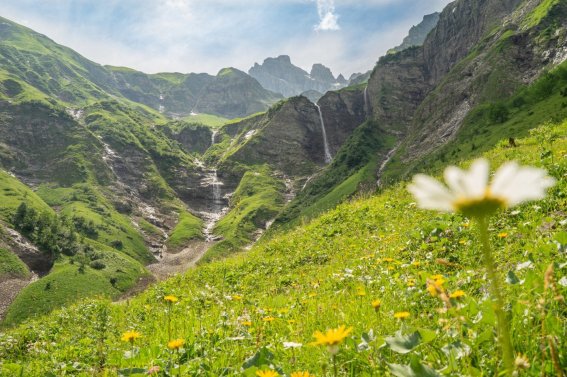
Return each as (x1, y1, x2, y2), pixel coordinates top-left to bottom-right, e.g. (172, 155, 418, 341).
(0, 0, 566, 375)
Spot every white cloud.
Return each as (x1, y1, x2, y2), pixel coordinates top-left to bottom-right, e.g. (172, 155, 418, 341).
(315, 0, 340, 31)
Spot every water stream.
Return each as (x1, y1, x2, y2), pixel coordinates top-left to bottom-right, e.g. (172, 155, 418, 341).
(364, 86, 371, 117)
(314, 104, 333, 164)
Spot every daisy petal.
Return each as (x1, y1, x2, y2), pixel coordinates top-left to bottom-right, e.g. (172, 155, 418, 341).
(408, 174, 454, 211)
(492, 166, 555, 206)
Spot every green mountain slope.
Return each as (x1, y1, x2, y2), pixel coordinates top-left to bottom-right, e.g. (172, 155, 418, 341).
(1, 118, 565, 375)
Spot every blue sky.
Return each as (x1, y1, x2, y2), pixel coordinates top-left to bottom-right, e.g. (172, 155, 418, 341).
(0, 0, 453, 77)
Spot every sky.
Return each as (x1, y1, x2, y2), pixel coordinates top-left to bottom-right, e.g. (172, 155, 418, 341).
(0, 0, 453, 78)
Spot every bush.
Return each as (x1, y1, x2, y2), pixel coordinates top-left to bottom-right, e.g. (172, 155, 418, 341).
(89, 260, 106, 270)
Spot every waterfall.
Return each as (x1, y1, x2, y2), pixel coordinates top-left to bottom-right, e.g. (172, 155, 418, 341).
(315, 104, 333, 164)
(364, 86, 371, 117)
(211, 129, 218, 146)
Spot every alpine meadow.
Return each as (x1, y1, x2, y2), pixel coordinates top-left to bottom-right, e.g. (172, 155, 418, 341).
(0, 0, 566, 376)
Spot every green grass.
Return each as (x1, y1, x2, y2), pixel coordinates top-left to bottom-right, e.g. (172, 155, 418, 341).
(0, 170, 53, 222)
(182, 113, 229, 127)
(1, 120, 565, 375)
(0, 248, 30, 280)
(202, 165, 285, 262)
(166, 210, 203, 251)
(523, 0, 561, 28)
(2, 241, 149, 327)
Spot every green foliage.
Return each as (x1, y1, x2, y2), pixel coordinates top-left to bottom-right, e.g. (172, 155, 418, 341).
(274, 120, 393, 228)
(1, 121, 565, 375)
(202, 165, 285, 262)
(0, 248, 30, 280)
(0, 170, 53, 222)
(166, 211, 203, 251)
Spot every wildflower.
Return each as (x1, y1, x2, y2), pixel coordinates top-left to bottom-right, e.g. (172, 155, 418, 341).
(241, 321, 252, 327)
(121, 330, 141, 344)
(371, 299, 381, 311)
(312, 325, 352, 355)
(427, 279, 444, 297)
(291, 372, 316, 377)
(256, 370, 279, 377)
(394, 311, 410, 320)
(498, 232, 508, 238)
(283, 341, 303, 349)
(147, 366, 160, 374)
(407, 158, 555, 217)
(450, 290, 466, 299)
(164, 295, 178, 303)
(167, 338, 185, 350)
(232, 294, 243, 301)
(514, 354, 530, 370)
(355, 287, 366, 297)
(262, 316, 276, 323)
(287, 320, 297, 324)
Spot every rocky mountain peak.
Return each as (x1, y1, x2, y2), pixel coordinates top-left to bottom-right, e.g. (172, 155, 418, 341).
(249, 56, 347, 98)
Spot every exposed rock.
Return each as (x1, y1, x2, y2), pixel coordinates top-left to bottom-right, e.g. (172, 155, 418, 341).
(249, 55, 347, 97)
(389, 12, 441, 53)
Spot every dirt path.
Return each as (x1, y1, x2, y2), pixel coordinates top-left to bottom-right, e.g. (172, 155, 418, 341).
(146, 240, 212, 281)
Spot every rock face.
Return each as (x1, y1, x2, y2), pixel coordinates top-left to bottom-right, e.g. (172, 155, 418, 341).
(389, 12, 441, 53)
(249, 55, 347, 97)
(365, 0, 567, 168)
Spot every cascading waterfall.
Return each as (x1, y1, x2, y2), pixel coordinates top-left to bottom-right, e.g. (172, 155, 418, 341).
(315, 104, 333, 164)
(364, 86, 371, 117)
(200, 129, 226, 241)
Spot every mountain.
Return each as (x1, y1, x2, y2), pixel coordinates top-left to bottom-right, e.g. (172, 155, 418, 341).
(1, 0, 567, 329)
(248, 55, 347, 98)
(271, 0, 567, 229)
(388, 12, 440, 53)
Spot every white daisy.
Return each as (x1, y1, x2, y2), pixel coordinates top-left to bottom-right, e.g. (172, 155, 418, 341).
(408, 158, 555, 217)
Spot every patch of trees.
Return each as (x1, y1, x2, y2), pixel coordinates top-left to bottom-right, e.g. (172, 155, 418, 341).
(13, 202, 80, 257)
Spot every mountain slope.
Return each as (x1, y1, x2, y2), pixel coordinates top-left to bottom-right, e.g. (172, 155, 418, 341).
(1, 118, 565, 375)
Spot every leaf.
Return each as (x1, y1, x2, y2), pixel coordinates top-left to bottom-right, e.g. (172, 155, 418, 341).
(417, 328, 436, 344)
(385, 330, 422, 354)
(442, 341, 472, 359)
(506, 271, 520, 285)
(242, 347, 275, 369)
(117, 368, 147, 377)
(388, 359, 441, 377)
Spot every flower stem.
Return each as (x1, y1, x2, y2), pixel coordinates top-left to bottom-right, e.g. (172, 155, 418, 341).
(476, 216, 514, 375)
(333, 354, 338, 377)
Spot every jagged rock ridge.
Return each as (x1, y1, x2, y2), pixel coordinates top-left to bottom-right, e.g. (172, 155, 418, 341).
(248, 55, 347, 98)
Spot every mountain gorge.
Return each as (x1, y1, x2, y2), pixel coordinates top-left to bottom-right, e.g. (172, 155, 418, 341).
(0, 0, 566, 338)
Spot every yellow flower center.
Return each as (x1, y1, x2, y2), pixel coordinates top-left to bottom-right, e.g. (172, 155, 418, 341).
(452, 190, 507, 218)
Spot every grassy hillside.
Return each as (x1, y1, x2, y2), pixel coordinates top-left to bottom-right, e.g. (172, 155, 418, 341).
(1, 119, 565, 375)
(0, 248, 30, 281)
(202, 165, 286, 262)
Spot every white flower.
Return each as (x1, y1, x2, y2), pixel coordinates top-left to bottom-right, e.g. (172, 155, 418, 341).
(408, 159, 555, 217)
(283, 341, 303, 349)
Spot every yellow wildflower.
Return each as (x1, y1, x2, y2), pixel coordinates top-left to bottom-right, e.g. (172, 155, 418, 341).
(427, 279, 445, 297)
(241, 321, 252, 327)
(121, 330, 141, 343)
(291, 372, 316, 377)
(167, 338, 185, 350)
(312, 325, 352, 355)
(371, 300, 381, 311)
(394, 311, 411, 320)
(355, 287, 366, 297)
(232, 295, 243, 301)
(256, 370, 279, 377)
(164, 295, 178, 303)
(498, 232, 508, 238)
(449, 290, 466, 299)
(262, 316, 276, 323)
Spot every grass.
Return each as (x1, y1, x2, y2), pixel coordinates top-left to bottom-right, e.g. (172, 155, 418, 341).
(202, 165, 285, 262)
(0, 248, 30, 280)
(0, 170, 53, 222)
(2, 241, 149, 327)
(182, 113, 229, 128)
(0, 120, 565, 375)
(166, 210, 203, 252)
